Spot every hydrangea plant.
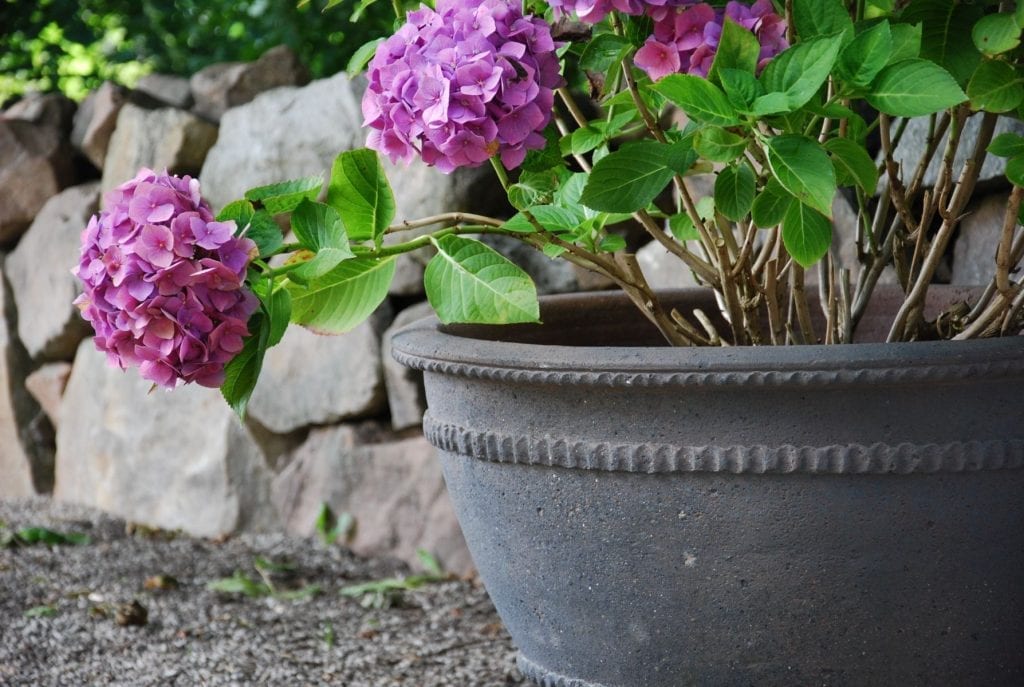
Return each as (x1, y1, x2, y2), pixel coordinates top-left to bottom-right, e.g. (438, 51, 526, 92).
(76, 0, 1024, 414)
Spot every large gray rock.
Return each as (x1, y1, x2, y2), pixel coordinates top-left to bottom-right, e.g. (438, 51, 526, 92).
(0, 268, 52, 498)
(190, 45, 310, 122)
(247, 308, 391, 434)
(199, 71, 362, 210)
(952, 193, 1008, 286)
(55, 339, 276, 537)
(3, 92, 76, 132)
(134, 73, 193, 110)
(71, 82, 126, 169)
(885, 115, 1024, 191)
(101, 104, 218, 195)
(0, 119, 75, 243)
(24, 362, 71, 430)
(7, 182, 99, 360)
(271, 422, 472, 574)
(382, 301, 433, 431)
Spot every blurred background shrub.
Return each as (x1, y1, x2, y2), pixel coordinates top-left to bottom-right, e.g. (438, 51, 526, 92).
(0, 0, 397, 104)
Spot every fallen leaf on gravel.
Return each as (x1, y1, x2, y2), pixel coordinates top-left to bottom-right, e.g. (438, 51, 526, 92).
(144, 575, 179, 591)
(115, 600, 148, 626)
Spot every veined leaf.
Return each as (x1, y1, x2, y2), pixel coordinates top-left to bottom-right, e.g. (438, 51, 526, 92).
(900, 0, 982, 86)
(765, 135, 836, 218)
(782, 202, 833, 268)
(751, 178, 793, 228)
(326, 149, 395, 244)
(424, 235, 539, 324)
(824, 137, 879, 193)
(867, 59, 966, 116)
(792, 0, 854, 41)
(755, 37, 844, 114)
(837, 20, 892, 87)
(244, 176, 323, 215)
(694, 126, 748, 163)
(653, 74, 741, 126)
(287, 256, 395, 334)
(967, 60, 1024, 113)
(580, 140, 694, 213)
(714, 163, 755, 222)
(708, 19, 761, 83)
(972, 13, 1021, 56)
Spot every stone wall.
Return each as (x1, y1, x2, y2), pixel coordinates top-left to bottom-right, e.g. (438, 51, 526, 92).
(0, 45, 1014, 573)
(0, 46, 581, 576)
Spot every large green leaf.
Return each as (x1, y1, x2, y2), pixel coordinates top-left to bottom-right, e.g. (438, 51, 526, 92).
(287, 256, 395, 334)
(653, 74, 741, 126)
(900, 0, 983, 86)
(502, 205, 583, 234)
(221, 315, 268, 419)
(888, 23, 922, 64)
(754, 37, 843, 115)
(326, 149, 395, 244)
(244, 175, 324, 215)
(714, 163, 755, 222)
(719, 68, 762, 110)
(424, 235, 539, 324)
(967, 59, 1024, 113)
(782, 202, 833, 268)
(694, 126, 748, 162)
(580, 140, 692, 213)
(867, 59, 966, 116)
(792, 0, 854, 41)
(751, 178, 793, 228)
(972, 13, 1021, 56)
(765, 135, 836, 218)
(289, 199, 355, 282)
(824, 137, 878, 193)
(245, 210, 284, 258)
(988, 132, 1024, 158)
(708, 19, 761, 83)
(837, 20, 892, 87)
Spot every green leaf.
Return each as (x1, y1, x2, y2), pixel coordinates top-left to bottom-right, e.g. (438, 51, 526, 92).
(216, 199, 256, 229)
(289, 200, 355, 281)
(416, 549, 445, 578)
(565, 125, 605, 156)
(719, 68, 762, 110)
(967, 59, 1024, 113)
(837, 20, 892, 86)
(888, 23, 922, 64)
(866, 59, 966, 116)
(599, 234, 627, 252)
(988, 132, 1024, 158)
(792, 0, 854, 41)
(751, 178, 793, 228)
(669, 213, 700, 241)
(580, 140, 692, 213)
(653, 74, 740, 126)
(824, 137, 879, 193)
(502, 205, 582, 234)
(694, 126, 748, 163)
(244, 176, 324, 215)
(765, 135, 836, 218)
(714, 163, 755, 222)
(15, 527, 90, 546)
(24, 605, 57, 618)
(287, 256, 395, 334)
(221, 315, 268, 419)
(508, 166, 568, 210)
(424, 235, 539, 324)
(782, 202, 833, 268)
(346, 37, 384, 76)
(244, 210, 284, 259)
(972, 13, 1021, 56)
(326, 149, 396, 244)
(708, 18, 761, 82)
(580, 33, 632, 72)
(1005, 155, 1024, 187)
(250, 280, 291, 349)
(1017, 2, 1024, 29)
(207, 571, 271, 597)
(755, 37, 844, 114)
(900, 0, 983, 86)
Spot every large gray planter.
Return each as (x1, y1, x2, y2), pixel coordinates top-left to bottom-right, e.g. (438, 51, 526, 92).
(391, 289, 1024, 687)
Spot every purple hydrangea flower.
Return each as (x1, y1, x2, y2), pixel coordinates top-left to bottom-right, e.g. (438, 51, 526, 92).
(73, 168, 259, 389)
(636, 1, 788, 80)
(547, 0, 693, 25)
(362, 0, 565, 172)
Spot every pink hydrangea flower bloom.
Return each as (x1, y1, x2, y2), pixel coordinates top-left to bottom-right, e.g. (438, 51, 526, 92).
(362, 0, 565, 172)
(73, 168, 259, 389)
(637, 0, 788, 80)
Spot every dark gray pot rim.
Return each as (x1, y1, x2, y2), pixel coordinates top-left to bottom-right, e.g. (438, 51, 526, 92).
(391, 289, 1024, 389)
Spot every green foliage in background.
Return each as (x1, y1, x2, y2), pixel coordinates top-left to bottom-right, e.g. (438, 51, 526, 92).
(0, 0, 399, 104)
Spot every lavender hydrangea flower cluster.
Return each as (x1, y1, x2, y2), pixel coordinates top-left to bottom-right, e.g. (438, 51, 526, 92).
(634, 1, 788, 80)
(73, 169, 258, 389)
(547, 0, 691, 24)
(362, 0, 564, 172)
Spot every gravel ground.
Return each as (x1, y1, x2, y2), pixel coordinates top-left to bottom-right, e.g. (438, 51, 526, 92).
(0, 498, 526, 687)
